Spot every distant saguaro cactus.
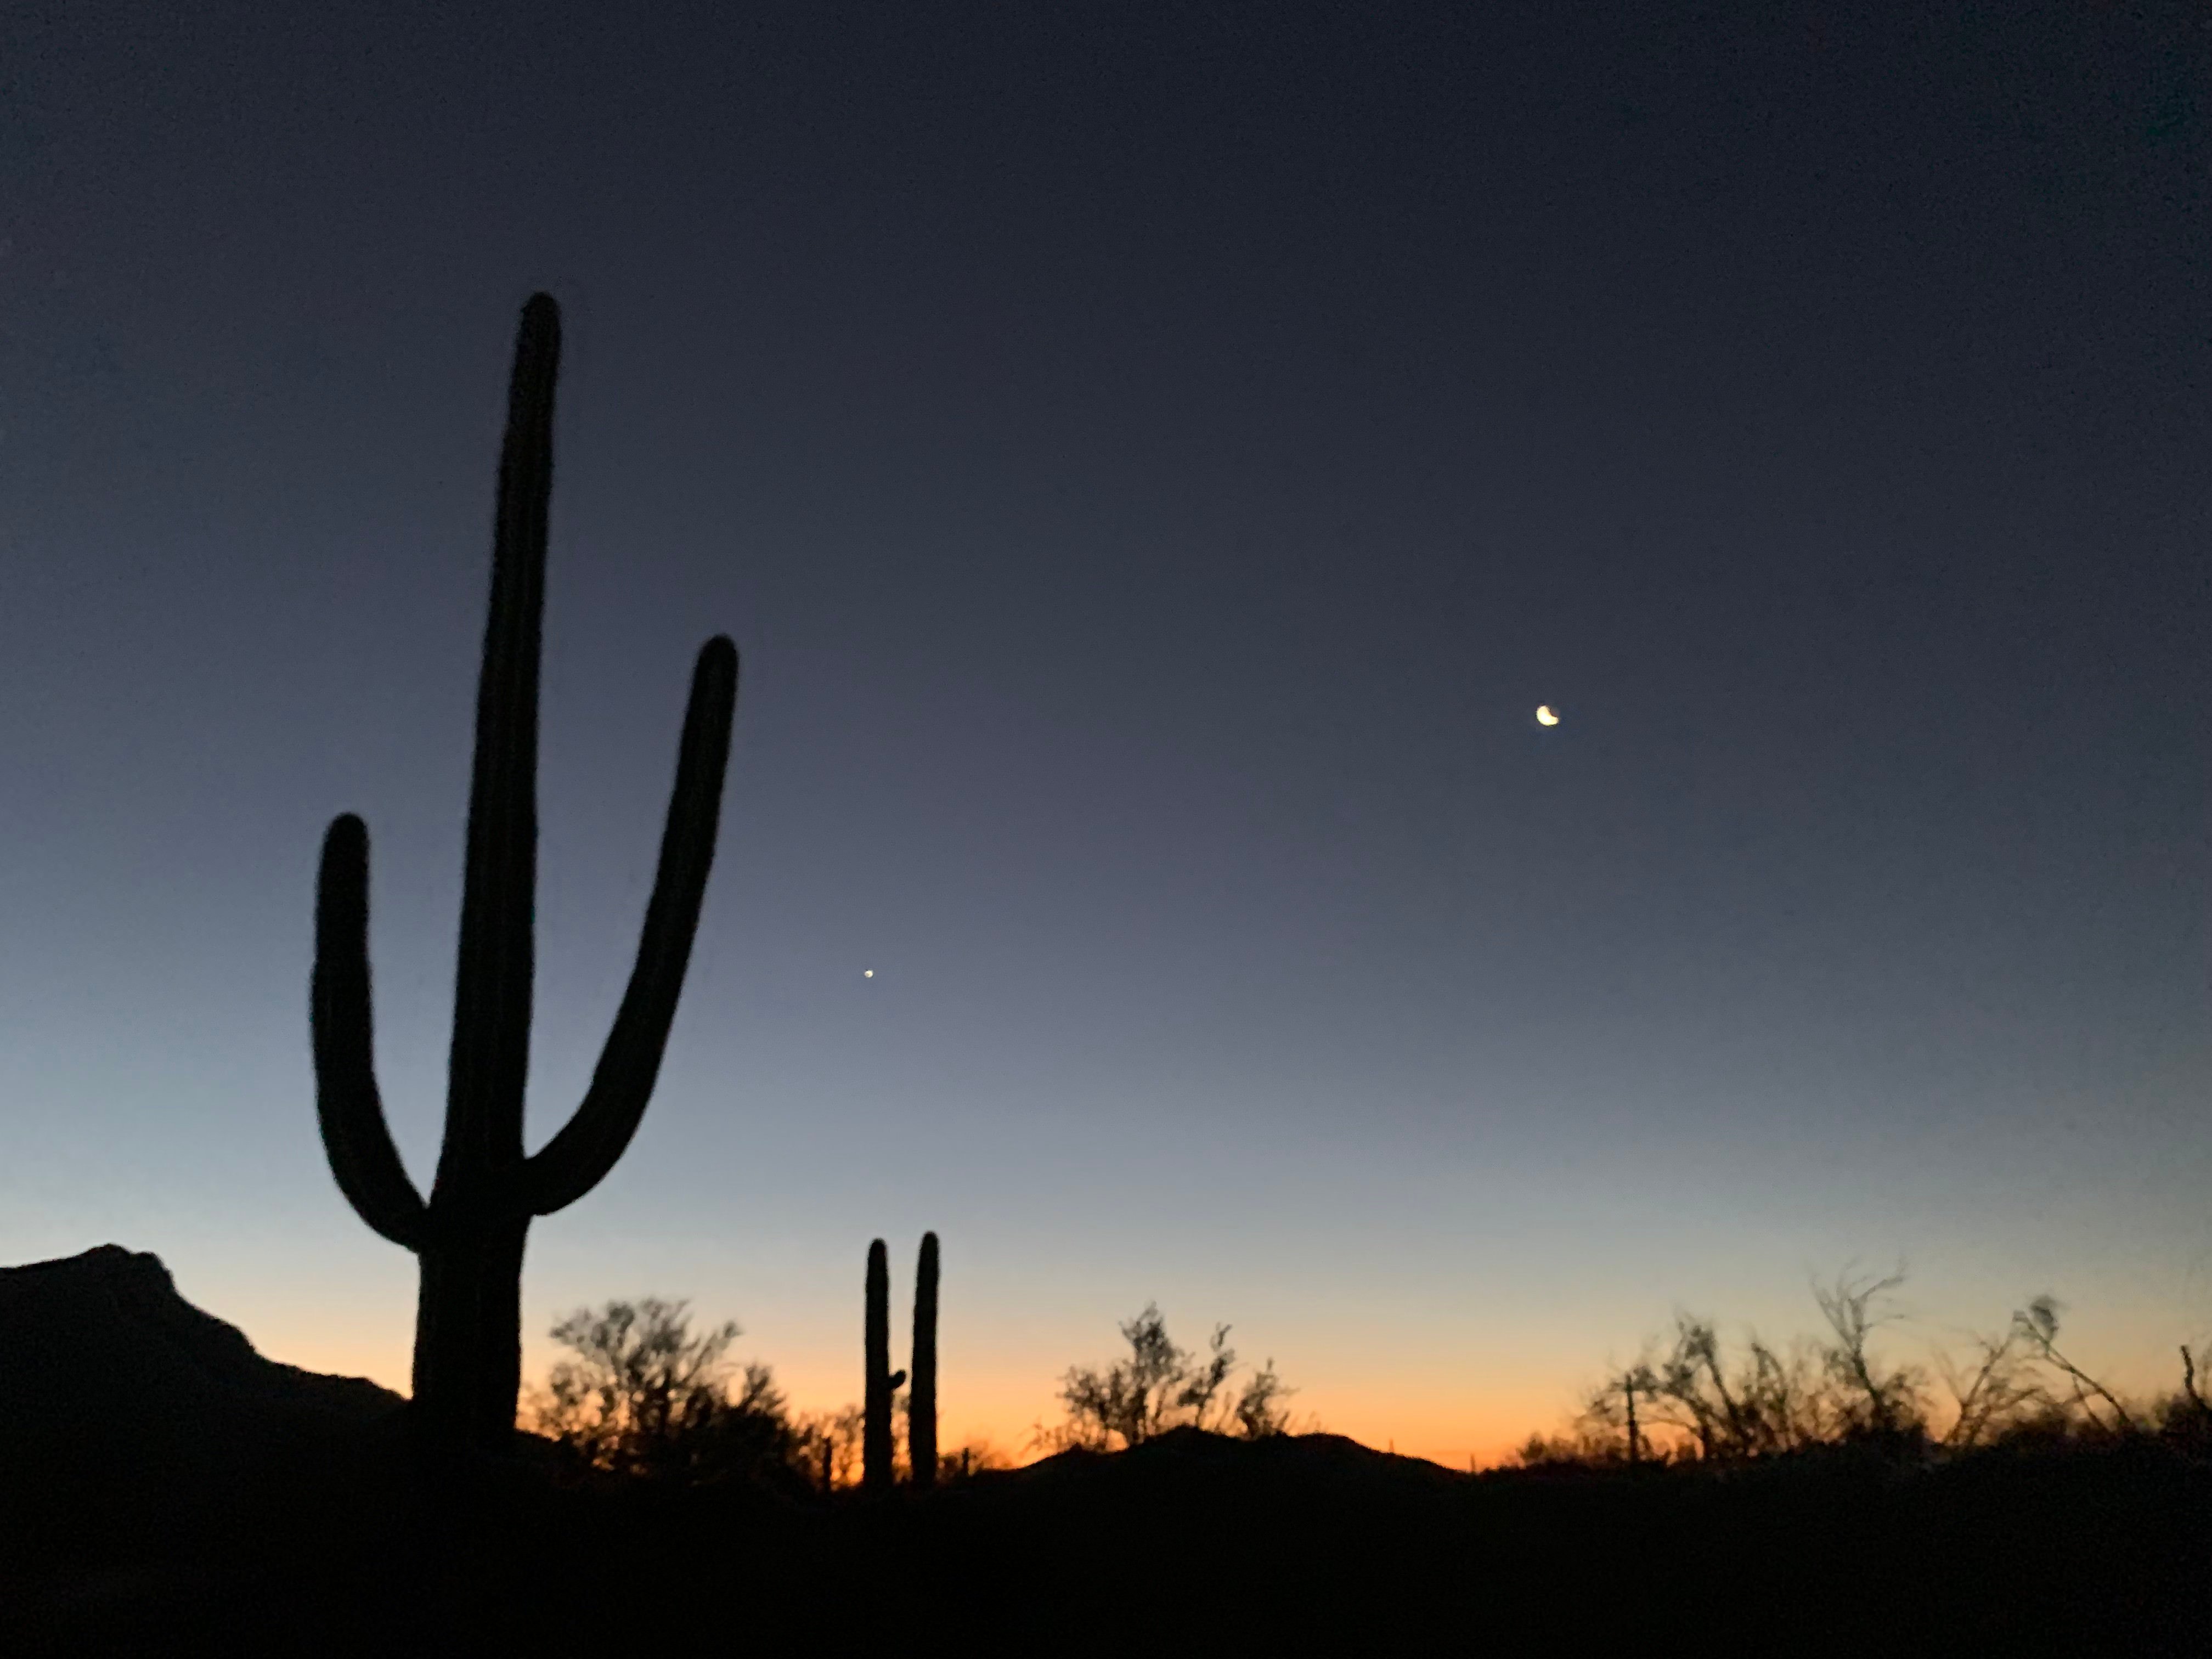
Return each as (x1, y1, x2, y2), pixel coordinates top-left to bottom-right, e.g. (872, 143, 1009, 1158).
(909, 1231, 939, 1488)
(311, 294, 740, 1455)
(863, 1239, 906, 1492)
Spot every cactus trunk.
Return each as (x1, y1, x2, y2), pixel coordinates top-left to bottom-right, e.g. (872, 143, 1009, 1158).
(411, 1222, 529, 1448)
(311, 293, 739, 1457)
(909, 1232, 939, 1489)
(864, 1238, 897, 1492)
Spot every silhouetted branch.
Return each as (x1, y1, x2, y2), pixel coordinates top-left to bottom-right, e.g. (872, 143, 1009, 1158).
(2010, 1296, 2137, 1435)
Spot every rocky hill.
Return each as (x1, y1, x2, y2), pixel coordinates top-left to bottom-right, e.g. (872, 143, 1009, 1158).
(0, 1245, 405, 1573)
(1, 1244, 403, 1430)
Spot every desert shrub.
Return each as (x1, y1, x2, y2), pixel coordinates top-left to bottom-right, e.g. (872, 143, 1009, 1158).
(526, 1297, 809, 1492)
(1036, 1303, 1307, 1452)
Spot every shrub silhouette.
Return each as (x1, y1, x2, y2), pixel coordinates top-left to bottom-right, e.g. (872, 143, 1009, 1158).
(1534, 1269, 2209, 1468)
(794, 1403, 866, 1492)
(309, 294, 738, 1454)
(1038, 1303, 1302, 1451)
(1232, 1358, 1297, 1439)
(526, 1298, 801, 1489)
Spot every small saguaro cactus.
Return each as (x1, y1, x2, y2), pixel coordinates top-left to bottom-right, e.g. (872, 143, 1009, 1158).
(311, 294, 740, 1455)
(909, 1231, 939, 1488)
(862, 1238, 906, 1492)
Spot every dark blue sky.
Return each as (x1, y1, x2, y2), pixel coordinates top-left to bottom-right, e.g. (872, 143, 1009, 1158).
(2, 1, 2204, 1458)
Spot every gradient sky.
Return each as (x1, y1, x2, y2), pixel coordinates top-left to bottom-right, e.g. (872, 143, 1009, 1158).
(3, 2, 2205, 1465)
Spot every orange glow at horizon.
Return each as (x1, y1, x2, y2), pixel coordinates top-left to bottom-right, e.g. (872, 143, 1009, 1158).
(252, 1324, 1571, 1472)
(217, 1268, 2212, 1482)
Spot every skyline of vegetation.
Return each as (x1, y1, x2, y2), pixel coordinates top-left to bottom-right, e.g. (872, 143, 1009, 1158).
(496, 1262, 2208, 1483)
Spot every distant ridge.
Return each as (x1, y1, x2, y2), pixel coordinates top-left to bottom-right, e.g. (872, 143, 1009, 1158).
(0, 1244, 404, 1426)
(1010, 1425, 1470, 1493)
(0, 1243, 407, 1558)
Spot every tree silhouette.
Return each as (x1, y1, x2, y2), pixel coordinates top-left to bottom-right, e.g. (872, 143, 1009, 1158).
(1936, 1323, 2049, 1449)
(1039, 1304, 1304, 1451)
(2010, 1295, 2137, 1435)
(794, 1405, 866, 1492)
(1813, 1268, 1927, 1443)
(1538, 1269, 2195, 1467)
(1629, 1314, 1830, 1459)
(526, 1298, 799, 1487)
(1231, 1359, 1297, 1438)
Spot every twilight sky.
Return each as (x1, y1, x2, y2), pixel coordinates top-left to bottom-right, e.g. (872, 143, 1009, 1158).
(2, 2, 2205, 1464)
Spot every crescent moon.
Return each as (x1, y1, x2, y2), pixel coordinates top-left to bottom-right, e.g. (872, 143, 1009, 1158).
(1536, 706, 1559, 726)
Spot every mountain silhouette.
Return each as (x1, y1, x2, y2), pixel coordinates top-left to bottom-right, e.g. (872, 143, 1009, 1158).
(1, 1245, 404, 1434)
(1, 1245, 414, 1640)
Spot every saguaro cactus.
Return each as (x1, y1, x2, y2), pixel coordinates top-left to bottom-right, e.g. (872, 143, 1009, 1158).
(862, 1239, 906, 1492)
(909, 1231, 939, 1488)
(311, 294, 739, 1455)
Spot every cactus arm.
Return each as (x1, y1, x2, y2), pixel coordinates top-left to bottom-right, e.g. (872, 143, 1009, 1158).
(311, 814, 429, 1250)
(523, 635, 739, 1216)
(439, 293, 559, 1194)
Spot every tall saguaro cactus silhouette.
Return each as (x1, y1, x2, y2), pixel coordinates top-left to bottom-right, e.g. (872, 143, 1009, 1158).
(311, 294, 739, 1454)
(862, 1239, 905, 1492)
(909, 1231, 939, 1488)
